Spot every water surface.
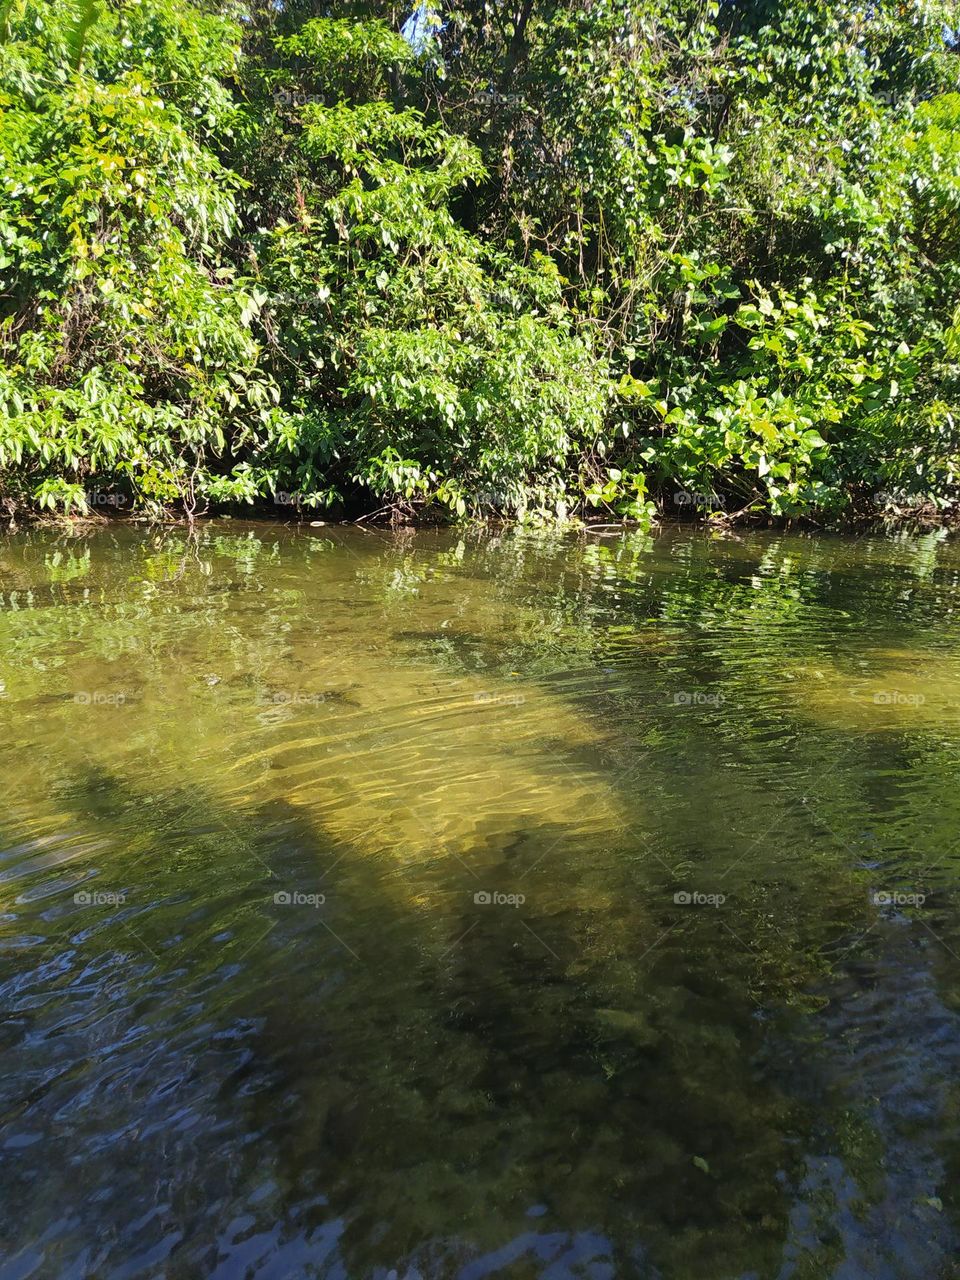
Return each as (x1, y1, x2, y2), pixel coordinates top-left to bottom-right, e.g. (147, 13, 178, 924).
(3, 522, 960, 1279)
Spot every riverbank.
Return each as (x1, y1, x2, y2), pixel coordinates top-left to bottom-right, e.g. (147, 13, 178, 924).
(4, 500, 958, 537)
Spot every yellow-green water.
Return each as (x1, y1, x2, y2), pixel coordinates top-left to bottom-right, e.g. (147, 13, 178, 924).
(3, 522, 960, 1278)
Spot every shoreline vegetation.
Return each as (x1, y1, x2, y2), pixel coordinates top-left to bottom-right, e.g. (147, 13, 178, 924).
(3, 2, 960, 528)
(7, 506, 958, 536)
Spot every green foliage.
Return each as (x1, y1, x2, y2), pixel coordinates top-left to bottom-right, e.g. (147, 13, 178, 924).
(0, 0, 277, 515)
(244, 18, 613, 520)
(3, 0, 960, 522)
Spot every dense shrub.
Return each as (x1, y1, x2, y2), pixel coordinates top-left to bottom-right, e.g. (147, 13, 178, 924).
(2, 0, 960, 522)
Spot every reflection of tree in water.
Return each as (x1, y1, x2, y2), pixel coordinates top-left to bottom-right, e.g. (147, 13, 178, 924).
(0, 771, 853, 1278)
(252, 830, 885, 1277)
(238, 809, 881, 1277)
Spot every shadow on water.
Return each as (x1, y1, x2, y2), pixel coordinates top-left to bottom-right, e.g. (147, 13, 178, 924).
(1, 764, 957, 1279)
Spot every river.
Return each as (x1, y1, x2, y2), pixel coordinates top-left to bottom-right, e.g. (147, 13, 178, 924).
(2, 522, 959, 1279)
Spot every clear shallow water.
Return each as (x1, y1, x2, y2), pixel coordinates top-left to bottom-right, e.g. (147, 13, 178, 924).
(2, 523, 960, 1279)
